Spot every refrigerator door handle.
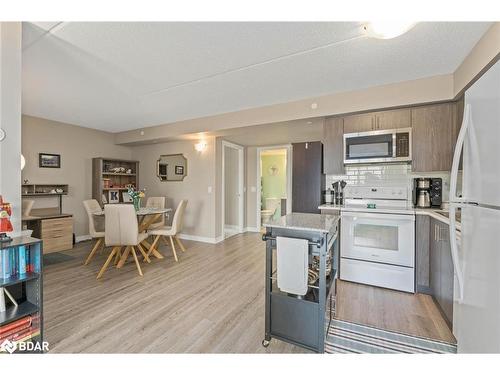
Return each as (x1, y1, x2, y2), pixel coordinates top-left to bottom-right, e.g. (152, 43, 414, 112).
(450, 103, 471, 203)
(449, 103, 471, 303)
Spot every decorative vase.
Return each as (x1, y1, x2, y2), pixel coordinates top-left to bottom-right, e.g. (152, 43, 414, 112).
(133, 197, 141, 212)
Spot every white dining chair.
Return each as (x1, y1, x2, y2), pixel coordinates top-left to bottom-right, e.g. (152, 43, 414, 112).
(146, 196, 166, 229)
(83, 199, 105, 265)
(97, 204, 151, 279)
(147, 200, 187, 262)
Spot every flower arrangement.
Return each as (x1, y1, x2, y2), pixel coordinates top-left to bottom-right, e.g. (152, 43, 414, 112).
(127, 186, 145, 211)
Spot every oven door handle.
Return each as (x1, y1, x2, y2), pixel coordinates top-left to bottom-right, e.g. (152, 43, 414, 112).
(341, 211, 415, 221)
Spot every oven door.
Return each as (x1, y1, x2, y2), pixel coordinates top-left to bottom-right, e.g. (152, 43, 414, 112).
(340, 211, 415, 267)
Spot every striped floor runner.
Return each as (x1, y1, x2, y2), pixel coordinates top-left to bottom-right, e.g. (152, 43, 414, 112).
(325, 319, 457, 354)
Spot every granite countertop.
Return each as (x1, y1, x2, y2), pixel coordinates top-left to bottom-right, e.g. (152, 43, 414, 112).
(414, 208, 462, 230)
(264, 212, 340, 233)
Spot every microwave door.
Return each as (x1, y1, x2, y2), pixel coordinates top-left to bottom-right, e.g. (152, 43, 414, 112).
(344, 133, 393, 163)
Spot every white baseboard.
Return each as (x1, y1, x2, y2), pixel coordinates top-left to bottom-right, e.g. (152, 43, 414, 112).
(75, 230, 257, 246)
(178, 233, 224, 244)
(244, 227, 260, 233)
(76, 234, 92, 243)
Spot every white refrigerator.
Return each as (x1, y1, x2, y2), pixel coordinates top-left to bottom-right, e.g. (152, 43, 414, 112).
(449, 58, 500, 353)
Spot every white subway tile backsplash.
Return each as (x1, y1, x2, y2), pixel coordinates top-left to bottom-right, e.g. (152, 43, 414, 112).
(325, 163, 452, 203)
(327, 164, 410, 190)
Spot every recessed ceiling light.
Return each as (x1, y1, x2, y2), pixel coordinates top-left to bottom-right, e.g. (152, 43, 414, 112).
(306, 121, 313, 125)
(364, 21, 416, 39)
(140, 130, 145, 136)
(311, 103, 318, 109)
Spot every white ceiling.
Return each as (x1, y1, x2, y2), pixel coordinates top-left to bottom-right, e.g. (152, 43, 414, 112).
(22, 22, 491, 133)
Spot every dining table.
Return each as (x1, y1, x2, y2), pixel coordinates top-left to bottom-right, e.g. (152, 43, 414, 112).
(93, 207, 172, 262)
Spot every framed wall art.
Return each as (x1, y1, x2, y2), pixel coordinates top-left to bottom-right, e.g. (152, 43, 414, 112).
(39, 153, 61, 168)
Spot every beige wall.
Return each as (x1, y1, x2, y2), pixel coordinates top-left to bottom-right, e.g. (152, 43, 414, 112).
(21, 115, 132, 237)
(0, 23, 22, 234)
(454, 23, 500, 96)
(130, 138, 217, 241)
(246, 147, 258, 230)
(224, 146, 239, 227)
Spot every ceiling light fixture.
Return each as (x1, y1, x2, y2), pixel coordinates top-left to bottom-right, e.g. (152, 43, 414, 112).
(195, 141, 207, 152)
(21, 154, 26, 170)
(364, 21, 417, 39)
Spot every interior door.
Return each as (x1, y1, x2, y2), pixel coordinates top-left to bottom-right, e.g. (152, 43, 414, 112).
(462, 59, 500, 207)
(340, 211, 415, 267)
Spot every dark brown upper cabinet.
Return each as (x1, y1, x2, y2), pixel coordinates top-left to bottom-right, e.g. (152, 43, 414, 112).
(343, 108, 410, 133)
(411, 103, 459, 172)
(323, 117, 344, 175)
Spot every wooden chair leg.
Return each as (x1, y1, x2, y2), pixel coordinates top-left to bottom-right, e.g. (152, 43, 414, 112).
(137, 243, 151, 263)
(99, 240, 106, 254)
(117, 246, 131, 268)
(161, 235, 170, 247)
(146, 235, 161, 257)
(131, 246, 143, 276)
(114, 247, 123, 266)
(84, 238, 103, 265)
(169, 236, 178, 262)
(97, 247, 119, 279)
(174, 236, 186, 252)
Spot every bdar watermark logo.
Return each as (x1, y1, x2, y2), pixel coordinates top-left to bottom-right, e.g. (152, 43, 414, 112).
(1, 338, 49, 353)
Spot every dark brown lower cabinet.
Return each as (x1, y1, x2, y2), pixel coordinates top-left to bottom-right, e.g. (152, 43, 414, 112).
(292, 142, 325, 214)
(429, 218, 454, 328)
(416, 215, 431, 293)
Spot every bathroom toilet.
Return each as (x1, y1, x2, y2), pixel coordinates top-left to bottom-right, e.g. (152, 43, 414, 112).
(261, 198, 280, 225)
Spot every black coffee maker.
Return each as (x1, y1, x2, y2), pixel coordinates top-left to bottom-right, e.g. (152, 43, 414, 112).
(413, 178, 442, 208)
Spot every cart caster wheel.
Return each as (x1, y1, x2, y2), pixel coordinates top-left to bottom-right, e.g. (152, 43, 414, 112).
(262, 339, 270, 348)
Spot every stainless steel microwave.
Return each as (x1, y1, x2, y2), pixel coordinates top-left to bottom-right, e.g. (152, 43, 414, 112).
(343, 128, 412, 164)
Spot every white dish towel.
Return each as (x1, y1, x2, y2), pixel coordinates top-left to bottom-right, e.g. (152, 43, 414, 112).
(276, 236, 309, 296)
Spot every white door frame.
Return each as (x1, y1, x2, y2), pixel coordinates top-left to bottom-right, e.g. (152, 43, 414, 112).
(256, 144, 292, 229)
(221, 140, 245, 237)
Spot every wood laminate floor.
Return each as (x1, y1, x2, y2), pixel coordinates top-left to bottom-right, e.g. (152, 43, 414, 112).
(43, 233, 455, 353)
(336, 280, 456, 343)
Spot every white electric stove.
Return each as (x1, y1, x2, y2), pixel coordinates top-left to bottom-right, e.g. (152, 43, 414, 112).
(340, 185, 415, 293)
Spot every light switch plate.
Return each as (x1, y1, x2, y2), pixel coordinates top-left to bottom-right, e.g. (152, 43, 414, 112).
(207, 186, 212, 194)
(250, 186, 256, 193)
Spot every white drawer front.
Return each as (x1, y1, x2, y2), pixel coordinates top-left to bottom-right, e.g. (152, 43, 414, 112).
(340, 257, 415, 293)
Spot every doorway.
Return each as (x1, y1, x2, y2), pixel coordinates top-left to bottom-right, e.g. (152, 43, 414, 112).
(222, 141, 244, 238)
(257, 145, 292, 229)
